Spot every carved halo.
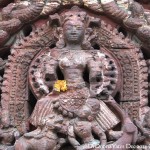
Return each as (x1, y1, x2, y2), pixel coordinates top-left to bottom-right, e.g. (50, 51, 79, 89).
(0, 6, 146, 133)
(28, 6, 120, 100)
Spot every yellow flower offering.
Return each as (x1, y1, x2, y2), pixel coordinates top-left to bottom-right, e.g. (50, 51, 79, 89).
(54, 80, 67, 92)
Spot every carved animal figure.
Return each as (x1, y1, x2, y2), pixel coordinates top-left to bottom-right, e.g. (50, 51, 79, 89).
(15, 114, 65, 150)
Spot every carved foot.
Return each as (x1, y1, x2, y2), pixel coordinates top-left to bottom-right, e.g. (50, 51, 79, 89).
(108, 130, 123, 141)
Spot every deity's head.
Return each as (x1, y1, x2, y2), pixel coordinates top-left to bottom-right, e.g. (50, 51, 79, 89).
(77, 105, 92, 119)
(50, 6, 100, 49)
(61, 6, 87, 45)
(63, 19, 85, 45)
(77, 99, 100, 121)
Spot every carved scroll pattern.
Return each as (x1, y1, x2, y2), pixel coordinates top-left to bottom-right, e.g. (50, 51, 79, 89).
(95, 21, 148, 119)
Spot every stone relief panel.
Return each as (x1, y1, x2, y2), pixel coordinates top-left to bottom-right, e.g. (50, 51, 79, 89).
(0, 0, 150, 150)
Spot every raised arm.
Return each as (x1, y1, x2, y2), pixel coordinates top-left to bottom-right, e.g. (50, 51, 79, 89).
(87, 55, 103, 97)
(43, 55, 58, 90)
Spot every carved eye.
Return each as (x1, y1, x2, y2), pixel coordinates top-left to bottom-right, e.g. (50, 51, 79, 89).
(76, 26, 82, 30)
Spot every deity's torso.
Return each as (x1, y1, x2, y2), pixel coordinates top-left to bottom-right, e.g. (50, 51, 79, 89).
(52, 49, 93, 86)
(74, 121, 93, 140)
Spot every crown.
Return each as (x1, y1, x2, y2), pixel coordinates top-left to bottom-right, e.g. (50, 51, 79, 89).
(61, 6, 87, 25)
(49, 6, 101, 28)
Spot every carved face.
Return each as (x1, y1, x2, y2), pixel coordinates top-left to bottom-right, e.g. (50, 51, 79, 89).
(63, 19, 85, 44)
(77, 105, 91, 118)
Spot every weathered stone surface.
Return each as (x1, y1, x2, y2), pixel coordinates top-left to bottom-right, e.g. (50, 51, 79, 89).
(0, 0, 150, 149)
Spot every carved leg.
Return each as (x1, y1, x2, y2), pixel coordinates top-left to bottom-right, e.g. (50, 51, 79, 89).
(15, 138, 30, 150)
(24, 127, 41, 138)
(15, 136, 58, 150)
(108, 130, 123, 140)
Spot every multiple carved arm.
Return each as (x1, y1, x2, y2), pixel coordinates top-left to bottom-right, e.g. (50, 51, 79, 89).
(88, 57, 103, 97)
(42, 55, 58, 93)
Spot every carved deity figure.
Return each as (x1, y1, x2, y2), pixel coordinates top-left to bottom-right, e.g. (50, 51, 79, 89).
(14, 6, 137, 150)
(29, 6, 119, 130)
(68, 99, 106, 150)
(0, 0, 150, 149)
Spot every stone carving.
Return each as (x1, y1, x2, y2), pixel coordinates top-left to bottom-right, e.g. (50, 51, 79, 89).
(0, 0, 149, 50)
(13, 6, 138, 149)
(0, 0, 150, 150)
(28, 7, 120, 133)
(123, 1, 146, 30)
(15, 114, 66, 150)
(100, 0, 150, 51)
(67, 99, 107, 150)
(0, 2, 44, 46)
(0, 127, 20, 146)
